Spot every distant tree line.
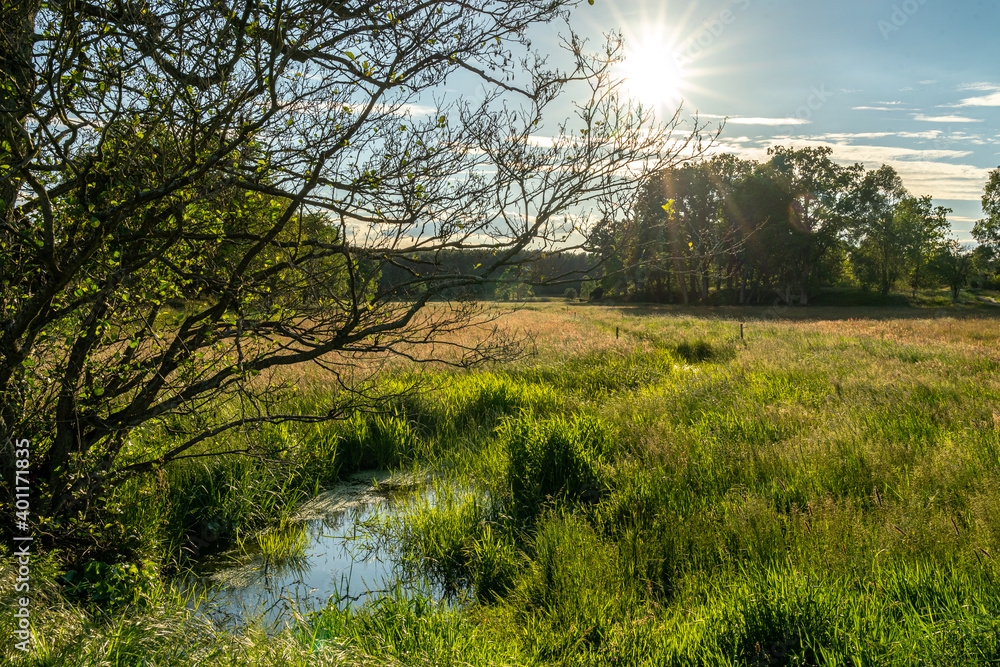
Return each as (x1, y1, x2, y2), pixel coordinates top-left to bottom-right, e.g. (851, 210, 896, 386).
(586, 146, 1000, 304)
(379, 147, 1000, 306)
(379, 250, 593, 301)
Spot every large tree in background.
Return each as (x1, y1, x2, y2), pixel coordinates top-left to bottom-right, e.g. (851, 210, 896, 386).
(897, 196, 951, 296)
(931, 240, 974, 302)
(725, 161, 792, 304)
(596, 146, 975, 306)
(765, 146, 853, 305)
(973, 167, 1000, 282)
(628, 150, 851, 307)
(0, 0, 706, 530)
(848, 165, 910, 296)
(626, 159, 729, 304)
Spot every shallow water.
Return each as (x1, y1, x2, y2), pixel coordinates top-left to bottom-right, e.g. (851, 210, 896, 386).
(184, 471, 430, 628)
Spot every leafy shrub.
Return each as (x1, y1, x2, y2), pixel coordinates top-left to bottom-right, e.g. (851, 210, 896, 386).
(62, 560, 159, 607)
(308, 588, 476, 662)
(706, 567, 843, 666)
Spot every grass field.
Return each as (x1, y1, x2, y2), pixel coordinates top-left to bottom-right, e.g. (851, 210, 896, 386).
(4, 301, 1000, 665)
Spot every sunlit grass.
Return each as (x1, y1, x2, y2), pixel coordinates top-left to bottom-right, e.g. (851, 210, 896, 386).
(8, 303, 1000, 665)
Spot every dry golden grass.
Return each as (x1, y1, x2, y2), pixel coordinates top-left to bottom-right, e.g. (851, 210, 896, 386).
(266, 301, 1000, 389)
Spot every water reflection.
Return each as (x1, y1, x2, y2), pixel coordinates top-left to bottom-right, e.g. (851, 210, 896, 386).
(183, 471, 433, 628)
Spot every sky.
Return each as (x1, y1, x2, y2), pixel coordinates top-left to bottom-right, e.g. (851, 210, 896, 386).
(540, 0, 1000, 241)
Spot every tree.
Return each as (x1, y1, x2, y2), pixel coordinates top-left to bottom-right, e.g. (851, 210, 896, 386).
(0, 0, 705, 538)
(628, 160, 730, 304)
(765, 146, 852, 305)
(973, 167, 1000, 279)
(705, 153, 754, 301)
(848, 165, 909, 296)
(733, 162, 801, 304)
(931, 241, 974, 302)
(493, 267, 534, 302)
(897, 196, 951, 296)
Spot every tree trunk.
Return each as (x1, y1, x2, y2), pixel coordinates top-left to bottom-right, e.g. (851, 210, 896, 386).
(677, 260, 688, 305)
(796, 267, 809, 306)
(0, 0, 36, 228)
(739, 266, 747, 305)
(0, 0, 39, 520)
(880, 245, 891, 296)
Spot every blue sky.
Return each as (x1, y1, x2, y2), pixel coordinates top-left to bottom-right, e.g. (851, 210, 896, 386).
(546, 0, 1000, 240)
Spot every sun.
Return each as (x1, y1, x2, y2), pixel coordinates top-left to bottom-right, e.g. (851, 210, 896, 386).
(619, 35, 686, 112)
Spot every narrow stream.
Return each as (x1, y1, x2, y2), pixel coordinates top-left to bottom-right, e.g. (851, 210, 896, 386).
(183, 470, 434, 628)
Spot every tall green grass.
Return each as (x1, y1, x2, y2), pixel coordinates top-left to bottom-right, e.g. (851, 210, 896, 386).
(361, 308, 1000, 665)
(0, 558, 337, 666)
(500, 413, 610, 519)
(12, 306, 1000, 665)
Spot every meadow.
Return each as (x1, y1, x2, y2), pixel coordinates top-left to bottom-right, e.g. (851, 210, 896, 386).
(4, 300, 1000, 666)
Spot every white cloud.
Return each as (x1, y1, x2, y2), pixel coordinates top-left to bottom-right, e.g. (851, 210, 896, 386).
(851, 159, 986, 201)
(897, 130, 946, 139)
(815, 131, 946, 141)
(522, 135, 561, 148)
(953, 91, 1000, 108)
(772, 140, 972, 163)
(819, 131, 894, 140)
(699, 114, 811, 126)
(852, 106, 918, 112)
(724, 117, 811, 126)
(804, 147, 985, 200)
(913, 113, 984, 123)
(919, 80, 938, 86)
(957, 82, 1000, 92)
(705, 142, 767, 162)
(717, 137, 987, 201)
